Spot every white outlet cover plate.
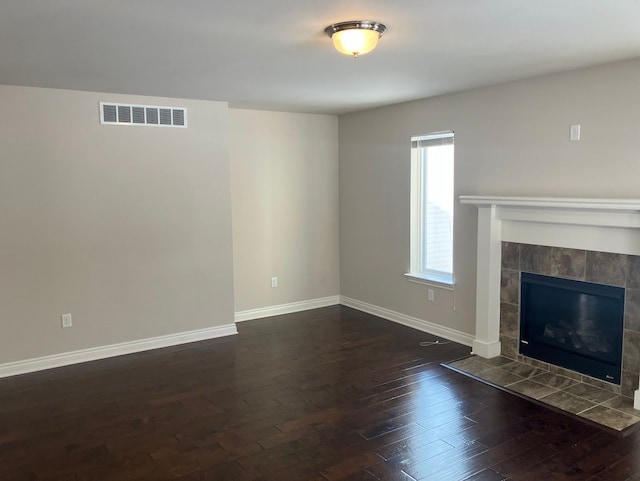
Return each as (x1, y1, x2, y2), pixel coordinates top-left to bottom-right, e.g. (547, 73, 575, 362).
(61, 313, 72, 328)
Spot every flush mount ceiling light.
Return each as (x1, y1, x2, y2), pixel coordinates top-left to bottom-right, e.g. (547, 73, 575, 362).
(324, 20, 387, 58)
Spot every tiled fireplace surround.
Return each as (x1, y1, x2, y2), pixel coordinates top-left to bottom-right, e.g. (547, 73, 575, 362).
(460, 196, 640, 409)
(499, 241, 640, 398)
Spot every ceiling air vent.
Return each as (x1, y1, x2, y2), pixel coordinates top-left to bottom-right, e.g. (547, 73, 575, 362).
(100, 102, 187, 128)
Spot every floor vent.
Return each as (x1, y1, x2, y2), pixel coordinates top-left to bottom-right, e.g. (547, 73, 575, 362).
(100, 102, 187, 128)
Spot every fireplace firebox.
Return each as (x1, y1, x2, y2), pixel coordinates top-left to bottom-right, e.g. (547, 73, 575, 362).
(520, 272, 625, 384)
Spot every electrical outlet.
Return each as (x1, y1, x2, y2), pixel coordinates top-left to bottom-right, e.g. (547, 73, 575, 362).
(271, 277, 278, 288)
(428, 289, 435, 302)
(61, 313, 72, 328)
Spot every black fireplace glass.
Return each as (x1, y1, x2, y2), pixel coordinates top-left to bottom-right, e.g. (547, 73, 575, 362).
(519, 272, 624, 384)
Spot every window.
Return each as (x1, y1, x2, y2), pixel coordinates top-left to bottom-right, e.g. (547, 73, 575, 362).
(408, 131, 454, 286)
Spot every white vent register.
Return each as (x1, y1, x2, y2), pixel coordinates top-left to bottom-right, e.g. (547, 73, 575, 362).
(100, 102, 187, 128)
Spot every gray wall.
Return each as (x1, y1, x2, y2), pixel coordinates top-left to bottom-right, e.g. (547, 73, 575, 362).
(0, 86, 235, 363)
(339, 58, 640, 337)
(230, 109, 340, 312)
(4, 57, 640, 366)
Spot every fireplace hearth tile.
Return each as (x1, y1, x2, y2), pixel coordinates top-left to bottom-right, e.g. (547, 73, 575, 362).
(500, 362, 545, 379)
(565, 383, 619, 404)
(585, 251, 628, 287)
(507, 379, 557, 399)
(448, 357, 493, 376)
(481, 356, 514, 367)
(539, 391, 597, 414)
(602, 395, 640, 416)
(531, 372, 578, 390)
(480, 367, 524, 386)
(442, 355, 640, 434)
(578, 405, 640, 431)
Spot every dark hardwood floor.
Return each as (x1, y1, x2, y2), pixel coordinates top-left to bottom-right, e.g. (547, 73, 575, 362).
(1, 305, 639, 480)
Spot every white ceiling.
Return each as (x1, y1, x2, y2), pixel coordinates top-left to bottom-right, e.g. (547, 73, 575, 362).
(1, 0, 640, 115)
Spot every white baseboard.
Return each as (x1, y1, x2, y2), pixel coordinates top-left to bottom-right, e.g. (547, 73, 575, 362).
(472, 339, 502, 358)
(0, 323, 238, 379)
(1, 296, 467, 379)
(234, 295, 340, 322)
(340, 296, 474, 347)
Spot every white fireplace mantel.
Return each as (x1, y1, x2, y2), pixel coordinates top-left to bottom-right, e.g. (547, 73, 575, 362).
(460, 195, 640, 410)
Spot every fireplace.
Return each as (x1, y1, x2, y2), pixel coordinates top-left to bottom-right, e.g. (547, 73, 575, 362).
(520, 272, 624, 384)
(460, 195, 640, 409)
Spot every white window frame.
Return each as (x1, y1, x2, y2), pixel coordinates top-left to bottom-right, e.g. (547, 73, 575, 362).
(406, 131, 454, 288)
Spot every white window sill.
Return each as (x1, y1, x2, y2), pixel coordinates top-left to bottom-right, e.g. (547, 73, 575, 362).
(405, 273, 454, 290)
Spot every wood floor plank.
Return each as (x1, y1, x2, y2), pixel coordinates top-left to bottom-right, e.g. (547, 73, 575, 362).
(0, 305, 639, 480)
